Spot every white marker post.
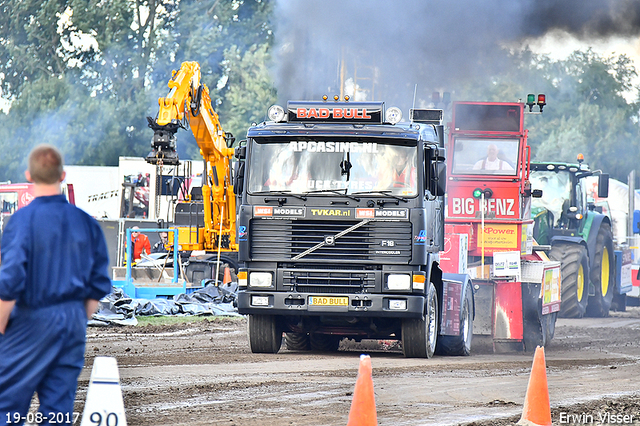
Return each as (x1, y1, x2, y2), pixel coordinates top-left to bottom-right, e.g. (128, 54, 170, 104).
(80, 356, 127, 426)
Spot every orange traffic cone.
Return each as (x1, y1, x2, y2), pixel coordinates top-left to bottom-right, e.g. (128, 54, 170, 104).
(517, 346, 551, 426)
(223, 266, 232, 285)
(347, 354, 378, 426)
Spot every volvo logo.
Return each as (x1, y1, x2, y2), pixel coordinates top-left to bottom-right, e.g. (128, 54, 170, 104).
(324, 236, 336, 246)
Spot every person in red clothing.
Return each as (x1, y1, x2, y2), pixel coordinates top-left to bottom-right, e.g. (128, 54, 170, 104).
(390, 148, 416, 190)
(130, 226, 151, 263)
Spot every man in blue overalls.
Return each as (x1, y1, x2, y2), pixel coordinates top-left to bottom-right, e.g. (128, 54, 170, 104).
(0, 144, 111, 425)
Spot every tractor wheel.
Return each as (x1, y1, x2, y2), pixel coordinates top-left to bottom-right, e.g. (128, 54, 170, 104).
(436, 281, 473, 356)
(549, 243, 589, 318)
(309, 333, 341, 352)
(402, 282, 438, 358)
(247, 315, 282, 354)
(586, 223, 615, 317)
(284, 332, 310, 351)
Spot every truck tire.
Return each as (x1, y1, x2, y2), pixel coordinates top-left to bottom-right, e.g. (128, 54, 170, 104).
(549, 243, 589, 318)
(436, 281, 473, 356)
(309, 333, 341, 352)
(402, 282, 438, 358)
(586, 223, 615, 317)
(284, 332, 310, 351)
(248, 315, 282, 353)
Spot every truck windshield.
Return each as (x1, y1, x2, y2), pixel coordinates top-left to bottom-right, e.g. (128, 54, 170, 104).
(451, 137, 519, 176)
(530, 171, 572, 226)
(247, 139, 418, 196)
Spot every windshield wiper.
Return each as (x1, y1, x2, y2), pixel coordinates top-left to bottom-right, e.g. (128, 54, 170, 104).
(303, 188, 360, 201)
(251, 190, 307, 201)
(351, 190, 409, 203)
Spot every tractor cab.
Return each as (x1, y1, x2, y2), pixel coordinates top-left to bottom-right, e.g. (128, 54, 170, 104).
(445, 102, 534, 259)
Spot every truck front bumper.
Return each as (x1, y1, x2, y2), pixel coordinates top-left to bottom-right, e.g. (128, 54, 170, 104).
(237, 291, 426, 318)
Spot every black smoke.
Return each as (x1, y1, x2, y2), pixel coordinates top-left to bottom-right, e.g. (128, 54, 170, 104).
(272, 0, 640, 110)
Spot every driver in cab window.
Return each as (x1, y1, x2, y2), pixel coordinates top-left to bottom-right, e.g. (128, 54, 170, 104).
(473, 143, 514, 172)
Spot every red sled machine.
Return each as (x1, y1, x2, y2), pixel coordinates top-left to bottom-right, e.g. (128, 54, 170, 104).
(441, 99, 561, 351)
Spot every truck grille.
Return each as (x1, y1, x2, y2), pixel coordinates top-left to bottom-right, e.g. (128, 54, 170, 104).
(282, 268, 378, 294)
(250, 219, 412, 263)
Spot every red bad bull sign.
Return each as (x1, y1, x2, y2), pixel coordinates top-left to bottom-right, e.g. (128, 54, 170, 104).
(287, 101, 384, 124)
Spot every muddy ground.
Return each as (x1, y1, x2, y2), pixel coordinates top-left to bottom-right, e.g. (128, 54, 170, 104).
(69, 307, 640, 426)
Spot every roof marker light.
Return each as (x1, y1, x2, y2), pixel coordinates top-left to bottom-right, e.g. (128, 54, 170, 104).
(334, 95, 340, 101)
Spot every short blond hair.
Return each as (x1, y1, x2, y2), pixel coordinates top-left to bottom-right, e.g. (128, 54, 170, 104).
(28, 144, 63, 184)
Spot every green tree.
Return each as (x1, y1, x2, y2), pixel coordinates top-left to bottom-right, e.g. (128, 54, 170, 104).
(219, 43, 277, 142)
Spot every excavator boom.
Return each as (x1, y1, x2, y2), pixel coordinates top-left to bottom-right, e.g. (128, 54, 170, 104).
(146, 61, 237, 253)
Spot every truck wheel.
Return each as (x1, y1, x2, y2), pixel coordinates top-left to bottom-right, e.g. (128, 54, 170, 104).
(549, 243, 589, 318)
(284, 332, 310, 351)
(436, 281, 473, 356)
(309, 333, 341, 352)
(248, 315, 282, 353)
(586, 223, 615, 317)
(402, 282, 438, 358)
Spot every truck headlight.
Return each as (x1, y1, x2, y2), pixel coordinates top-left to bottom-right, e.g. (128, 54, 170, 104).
(250, 272, 273, 287)
(387, 274, 411, 290)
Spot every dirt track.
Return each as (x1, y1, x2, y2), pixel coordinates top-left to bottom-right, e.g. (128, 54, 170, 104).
(74, 308, 640, 426)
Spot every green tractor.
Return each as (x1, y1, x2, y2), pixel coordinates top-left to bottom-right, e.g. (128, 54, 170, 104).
(530, 156, 615, 318)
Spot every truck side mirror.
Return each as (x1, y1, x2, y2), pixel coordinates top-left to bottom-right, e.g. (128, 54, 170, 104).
(598, 173, 609, 198)
(634, 210, 640, 234)
(235, 141, 247, 160)
(434, 162, 446, 196)
(225, 132, 236, 148)
(233, 162, 245, 195)
(532, 189, 543, 198)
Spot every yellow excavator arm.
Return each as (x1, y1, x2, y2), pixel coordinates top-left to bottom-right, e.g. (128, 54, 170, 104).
(147, 61, 237, 253)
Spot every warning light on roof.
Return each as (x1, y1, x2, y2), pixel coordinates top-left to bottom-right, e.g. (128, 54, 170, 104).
(577, 153, 584, 164)
(526, 94, 535, 112)
(537, 94, 546, 112)
(526, 93, 546, 113)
